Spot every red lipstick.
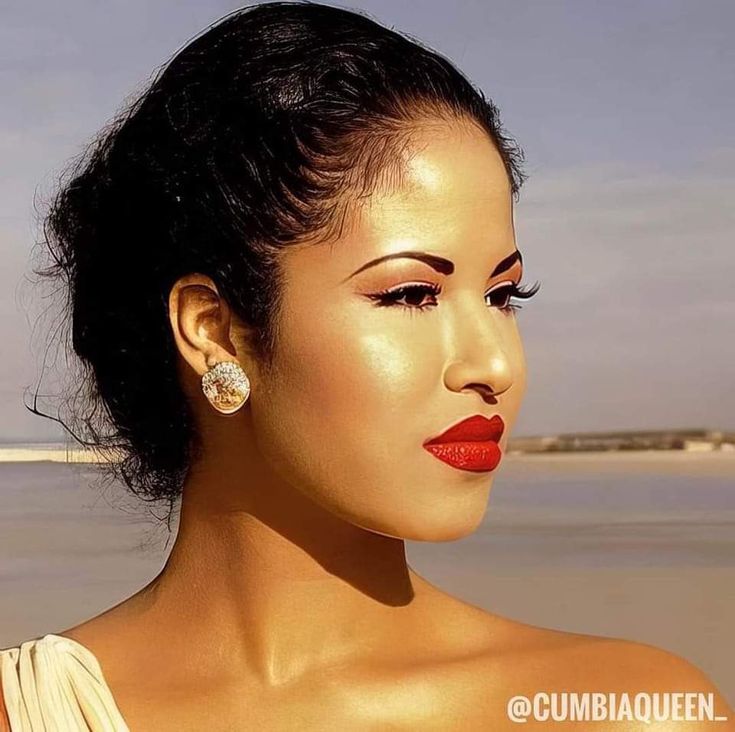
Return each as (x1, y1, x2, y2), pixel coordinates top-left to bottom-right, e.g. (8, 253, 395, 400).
(423, 414, 505, 472)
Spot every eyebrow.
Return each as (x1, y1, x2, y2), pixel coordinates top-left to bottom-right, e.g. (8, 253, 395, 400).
(345, 249, 522, 281)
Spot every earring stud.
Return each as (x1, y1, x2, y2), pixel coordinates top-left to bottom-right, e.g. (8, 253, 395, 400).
(201, 361, 251, 414)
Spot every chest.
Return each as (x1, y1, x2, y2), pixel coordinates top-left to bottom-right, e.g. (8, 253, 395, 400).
(112, 662, 505, 731)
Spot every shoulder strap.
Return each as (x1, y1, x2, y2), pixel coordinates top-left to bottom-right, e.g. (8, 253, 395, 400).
(0, 635, 129, 731)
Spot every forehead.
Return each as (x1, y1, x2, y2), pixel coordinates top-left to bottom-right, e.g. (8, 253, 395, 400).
(359, 119, 513, 246)
(282, 120, 515, 278)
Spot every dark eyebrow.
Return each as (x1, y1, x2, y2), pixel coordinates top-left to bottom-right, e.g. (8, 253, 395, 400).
(345, 249, 522, 281)
(491, 249, 523, 277)
(344, 251, 453, 281)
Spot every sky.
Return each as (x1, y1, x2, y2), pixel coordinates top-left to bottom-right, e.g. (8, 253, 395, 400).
(1, 0, 733, 441)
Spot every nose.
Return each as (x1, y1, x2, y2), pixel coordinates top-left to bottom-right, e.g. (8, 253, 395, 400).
(442, 316, 514, 399)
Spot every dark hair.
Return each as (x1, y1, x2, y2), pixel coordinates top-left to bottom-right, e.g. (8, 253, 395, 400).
(30, 1, 527, 524)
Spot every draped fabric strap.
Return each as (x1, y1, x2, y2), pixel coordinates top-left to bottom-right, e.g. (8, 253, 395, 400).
(0, 634, 129, 731)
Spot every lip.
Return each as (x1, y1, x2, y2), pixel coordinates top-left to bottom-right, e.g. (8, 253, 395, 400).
(425, 414, 505, 445)
(423, 414, 505, 472)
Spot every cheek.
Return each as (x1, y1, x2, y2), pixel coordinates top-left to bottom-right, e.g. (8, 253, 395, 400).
(278, 305, 440, 436)
(251, 303, 446, 526)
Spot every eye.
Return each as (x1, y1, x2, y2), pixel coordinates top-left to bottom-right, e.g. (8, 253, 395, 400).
(367, 282, 442, 312)
(485, 280, 540, 314)
(367, 279, 541, 315)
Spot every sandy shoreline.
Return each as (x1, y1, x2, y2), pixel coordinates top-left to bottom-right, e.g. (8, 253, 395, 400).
(2, 444, 734, 464)
(506, 449, 735, 462)
(0, 446, 115, 463)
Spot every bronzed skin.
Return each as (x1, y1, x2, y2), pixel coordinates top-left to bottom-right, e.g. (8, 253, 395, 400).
(20, 119, 730, 730)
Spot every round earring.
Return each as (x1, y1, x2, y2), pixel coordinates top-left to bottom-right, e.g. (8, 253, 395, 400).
(201, 361, 251, 415)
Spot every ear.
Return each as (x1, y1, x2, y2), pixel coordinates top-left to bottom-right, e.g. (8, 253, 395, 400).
(167, 273, 238, 376)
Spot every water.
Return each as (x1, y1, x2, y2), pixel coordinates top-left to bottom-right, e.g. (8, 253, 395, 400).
(1, 452, 733, 703)
(479, 453, 735, 568)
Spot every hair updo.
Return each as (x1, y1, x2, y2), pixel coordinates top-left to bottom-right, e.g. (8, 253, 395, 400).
(31, 1, 526, 523)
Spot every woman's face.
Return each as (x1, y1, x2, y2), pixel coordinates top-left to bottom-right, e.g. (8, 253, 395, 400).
(250, 119, 527, 542)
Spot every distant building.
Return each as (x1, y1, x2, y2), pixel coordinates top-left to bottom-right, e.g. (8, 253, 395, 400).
(507, 429, 734, 454)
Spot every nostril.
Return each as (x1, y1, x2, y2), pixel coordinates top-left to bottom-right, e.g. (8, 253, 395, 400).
(467, 383, 493, 395)
(463, 384, 498, 403)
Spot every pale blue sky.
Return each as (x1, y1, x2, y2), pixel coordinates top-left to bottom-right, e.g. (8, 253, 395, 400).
(2, 0, 733, 441)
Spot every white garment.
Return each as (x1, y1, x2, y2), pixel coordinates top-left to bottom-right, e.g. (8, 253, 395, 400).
(0, 633, 129, 731)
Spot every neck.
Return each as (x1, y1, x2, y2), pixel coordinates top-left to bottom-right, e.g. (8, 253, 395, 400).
(129, 443, 427, 687)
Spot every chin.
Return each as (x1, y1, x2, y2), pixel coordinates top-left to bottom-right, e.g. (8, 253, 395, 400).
(414, 509, 488, 542)
(363, 492, 491, 543)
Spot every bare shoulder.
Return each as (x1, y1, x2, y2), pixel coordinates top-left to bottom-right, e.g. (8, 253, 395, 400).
(470, 610, 725, 687)
(369, 598, 724, 729)
(573, 635, 726, 690)
(556, 631, 720, 691)
(461, 613, 735, 728)
(405, 581, 734, 729)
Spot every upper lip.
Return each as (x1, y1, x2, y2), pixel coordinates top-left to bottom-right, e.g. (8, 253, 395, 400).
(424, 414, 505, 445)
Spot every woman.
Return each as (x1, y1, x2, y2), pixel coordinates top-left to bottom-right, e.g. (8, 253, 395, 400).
(2, 2, 732, 729)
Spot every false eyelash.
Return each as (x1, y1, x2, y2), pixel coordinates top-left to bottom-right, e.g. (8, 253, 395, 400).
(494, 281, 542, 313)
(367, 280, 541, 314)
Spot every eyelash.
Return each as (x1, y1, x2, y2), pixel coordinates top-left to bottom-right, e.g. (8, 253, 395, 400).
(367, 280, 541, 315)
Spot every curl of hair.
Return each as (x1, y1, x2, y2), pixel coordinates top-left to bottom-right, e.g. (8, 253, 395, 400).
(29, 1, 527, 525)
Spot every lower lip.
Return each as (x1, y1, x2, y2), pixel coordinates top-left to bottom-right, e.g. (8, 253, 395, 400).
(423, 440, 502, 472)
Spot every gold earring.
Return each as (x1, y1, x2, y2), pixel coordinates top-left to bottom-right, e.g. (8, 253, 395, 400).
(201, 361, 251, 415)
